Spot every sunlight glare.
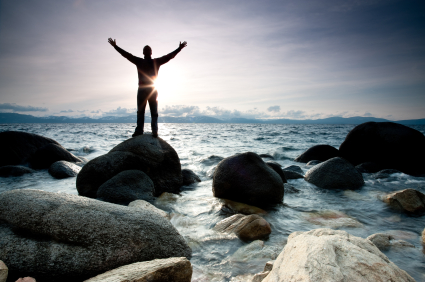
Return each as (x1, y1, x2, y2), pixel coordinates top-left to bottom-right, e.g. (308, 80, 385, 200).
(154, 65, 183, 102)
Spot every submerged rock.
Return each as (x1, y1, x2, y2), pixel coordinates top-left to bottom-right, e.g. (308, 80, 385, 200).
(382, 188, 425, 214)
(220, 199, 267, 215)
(0, 165, 34, 177)
(367, 233, 415, 251)
(282, 165, 303, 175)
(306, 160, 321, 166)
(0, 260, 7, 282)
(213, 152, 284, 207)
(265, 161, 287, 184)
(128, 200, 169, 219)
(213, 214, 272, 241)
(199, 155, 224, 166)
(374, 169, 402, 179)
(305, 157, 364, 189)
(294, 144, 339, 163)
(230, 240, 280, 262)
(303, 210, 363, 228)
(181, 169, 201, 185)
(262, 228, 416, 282)
(48, 161, 81, 179)
(339, 121, 425, 175)
(84, 257, 192, 282)
(97, 170, 155, 205)
(0, 189, 191, 282)
(259, 154, 274, 159)
(30, 143, 82, 169)
(356, 162, 382, 173)
(284, 183, 300, 194)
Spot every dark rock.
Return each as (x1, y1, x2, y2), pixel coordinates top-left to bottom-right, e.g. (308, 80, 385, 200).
(266, 161, 287, 184)
(259, 154, 274, 159)
(382, 188, 425, 214)
(339, 122, 425, 175)
(181, 169, 201, 185)
(374, 169, 402, 179)
(77, 135, 182, 198)
(0, 189, 191, 282)
(305, 157, 364, 189)
(199, 155, 224, 166)
(283, 165, 303, 175)
(75, 156, 89, 167)
(306, 160, 321, 166)
(356, 162, 383, 173)
(0, 165, 34, 177)
(213, 152, 284, 206)
(284, 183, 300, 194)
(48, 161, 81, 179)
(29, 143, 81, 169)
(367, 233, 415, 251)
(266, 161, 282, 167)
(294, 145, 339, 163)
(220, 199, 267, 215)
(97, 170, 155, 205)
(213, 214, 272, 241)
(0, 131, 59, 167)
(282, 168, 304, 180)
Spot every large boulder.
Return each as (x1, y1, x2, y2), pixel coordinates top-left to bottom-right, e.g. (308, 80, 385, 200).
(128, 200, 169, 219)
(339, 122, 425, 175)
(382, 188, 425, 214)
(282, 165, 304, 180)
(213, 214, 271, 241)
(212, 152, 284, 206)
(263, 228, 416, 282)
(77, 135, 182, 198)
(294, 144, 339, 163)
(0, 189, 191, 282)
(97, 170, 155, 205)
(84, 257, 192, 282)
(29, 143, 82, 169)
(0, 165, 34, 177)
(265, 161, 287, 184)
(0, 131, 59, 167)
(48, 161, 81, 179)
(305, 157, 364, 189)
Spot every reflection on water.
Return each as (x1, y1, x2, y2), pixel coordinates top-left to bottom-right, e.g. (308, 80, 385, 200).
(1, 123, 424, 281)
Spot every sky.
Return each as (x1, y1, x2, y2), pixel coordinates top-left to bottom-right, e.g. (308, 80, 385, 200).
(0, 0, 424, 120)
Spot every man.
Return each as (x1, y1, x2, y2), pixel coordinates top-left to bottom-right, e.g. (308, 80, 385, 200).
(108, 38, 187, 137)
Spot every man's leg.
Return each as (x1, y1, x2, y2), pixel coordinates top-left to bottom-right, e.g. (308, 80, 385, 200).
(148, 90, 159, 137)
(133, 88, 149, 137)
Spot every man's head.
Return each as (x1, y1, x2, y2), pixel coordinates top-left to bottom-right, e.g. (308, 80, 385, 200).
(143, 45, 152, 57)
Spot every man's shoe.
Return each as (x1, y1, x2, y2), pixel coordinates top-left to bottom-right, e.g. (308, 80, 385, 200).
(132, 131, 143, 137)
(152, 132, 158, 138)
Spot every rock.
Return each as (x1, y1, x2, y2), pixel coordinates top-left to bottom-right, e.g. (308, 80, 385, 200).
(0, 189, 191, 282)
(303, 210, 363, 228)
(265, 161, 287, 184)
(0, 165, 34, 177)
(181, 169, 201, 185)
(306, 160, 321, 166)
(367, 233, 415, 250)
(29, 143, 81, 169)
(305, 157, 364, 189)
(199, 155, 224, 166)
(374, 169, 402, 179)
(262, 228, 416, 282)
(282, 170, 304, 180)
(252, 271, 269, 282)
(75, 156, 89, 167)
(220, 199, 267, 215)
(355, 162, 382, 173)
(339, 121, 425, 175)
(282, 165, 303, 174)
(77, 135, 182, 198)
(206, 166, 216, 178)
(0, 131, 60, 167)
(84, 257, 192, 282)
(14, 278, 35, 282)
(128, 200, 169, 219)
(264, 260, 275, 272)
(422, 228, 425, 244)
(48, 161, 81, 179)
(0, 260, 7, 282)
(213, 214, 271, 241)
(284, 183, 300, 194)
(97, 170, 155, 205)
(213, 152, 284, 206)
(294, 144, 339, 163)
(230, 240, 281, 262)
(259, 154, 274, 159)
(382, 188, 425, 213)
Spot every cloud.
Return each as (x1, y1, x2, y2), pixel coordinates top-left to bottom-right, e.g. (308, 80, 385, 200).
(0, 103, 48, 112)
(60, 109, 74, 113)
(102, 107, 136, 117)
(267, 106, 280, 112)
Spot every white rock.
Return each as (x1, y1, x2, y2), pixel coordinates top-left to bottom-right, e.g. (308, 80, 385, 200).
(0, 260, 7, 282)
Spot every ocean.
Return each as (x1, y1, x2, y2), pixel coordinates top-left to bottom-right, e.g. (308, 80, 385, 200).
(1, 123, 424, 281)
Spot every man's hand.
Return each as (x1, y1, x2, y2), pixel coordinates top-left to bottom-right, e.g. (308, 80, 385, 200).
(108, 38, 117, 47)
(179, 41, 187, 50)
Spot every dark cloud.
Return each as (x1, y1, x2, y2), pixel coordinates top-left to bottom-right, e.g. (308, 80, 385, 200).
(0, 103, 48, 112)
(102, 107, 136, 116)
(267, 106, 280, 112)
(60, 109, 74, 113)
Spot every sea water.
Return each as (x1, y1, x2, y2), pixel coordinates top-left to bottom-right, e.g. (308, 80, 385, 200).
(0, 123, 424, 281)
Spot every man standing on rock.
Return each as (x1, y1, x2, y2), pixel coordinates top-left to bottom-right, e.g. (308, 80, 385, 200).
(108, 38, 187, 137)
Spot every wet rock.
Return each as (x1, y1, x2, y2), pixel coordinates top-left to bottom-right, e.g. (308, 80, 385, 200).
(306, 160, 321, 166)
(0, 260, 7, 282)
(199, 155, 224, 166)
(213, 214, 272, 241)
(97, 170, 155, 205)
(155, 192, 180, 206)
(0, 189, 191, 282)
(282, 170, 304, 180)
(305, 157, 364, 189)
(367, 233, 415, 251)
(356, 162, 382, 173)
(259, 154, 274, 159)
(264, 260, 275, 272)
(206, 166, 216, 178)
(282, 165, 303, 175)
(77, 135, 182, 198)
(284, 183, 300, 194)
(374, 169, 402, 179)
(128, 199, 169, 219)
(182, 169, 201, 185)
(213, 152, 284, 206)
(262, 228, 416, 282)
(382, 188, 425, 214)
(0, 131, 60, 167)
(75, 156, 89, 167)
(0, 165, 34, 177)
(84, 257, 192, 282)
(29, 143, 82, 169)
(220, 199, 267, 215)
(48, 161, 81, 179)
(304, 210, 363, 228)
(230, 240, 280, 262)
(266, 161, 287, 184)
(339, 121, 425, 175)
(252, 271, 269, 282)
(294, 144, 339, 163)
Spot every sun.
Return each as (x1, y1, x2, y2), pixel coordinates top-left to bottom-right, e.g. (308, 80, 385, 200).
(154, 65, 182, 102)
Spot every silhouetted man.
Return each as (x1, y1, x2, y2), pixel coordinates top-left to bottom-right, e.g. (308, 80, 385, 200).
(108, 38, 187, 137)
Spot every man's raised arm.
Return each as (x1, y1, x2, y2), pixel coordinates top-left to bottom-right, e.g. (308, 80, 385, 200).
(156, 41, 187, 66)
(108, 38, 137, 64)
